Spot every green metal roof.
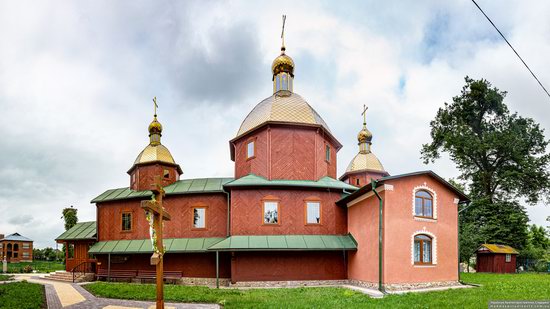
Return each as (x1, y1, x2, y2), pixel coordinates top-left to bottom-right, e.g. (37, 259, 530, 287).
(88, 237, 226, 254)
(55, 221, 97, 241)
(208, 234, 357, 251)
(224, 174, 358, 191)
(91, 178, 233, 203)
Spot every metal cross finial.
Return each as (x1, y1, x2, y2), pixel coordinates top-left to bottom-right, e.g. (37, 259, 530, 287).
(281, 15, 286, 49)
(361, 104, 368, 125)
(153, 97, 158, 117)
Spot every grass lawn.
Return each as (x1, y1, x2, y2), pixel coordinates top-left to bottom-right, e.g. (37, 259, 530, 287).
(84, 273, 550, 308)
(7, 260, 64, 273)
(0, 281, 45, 309)
(0, 275, 13, 281)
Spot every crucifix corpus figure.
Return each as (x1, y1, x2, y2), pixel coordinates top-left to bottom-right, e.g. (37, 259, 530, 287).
(141, 175, 171, 309)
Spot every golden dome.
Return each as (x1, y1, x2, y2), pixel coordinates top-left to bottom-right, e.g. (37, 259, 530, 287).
(134, 144, 176, 165)
(345, 152, 386, 173)
(235, 92, 331, 139)
(148, 116, 162, 135)
(272, 48, 295, 76)
(357, 127, 373, 143)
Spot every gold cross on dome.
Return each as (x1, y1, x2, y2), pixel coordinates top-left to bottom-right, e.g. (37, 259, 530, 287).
(281, 15, 286, 48)
(361, 104, 368, 125)
(153, 96, 158, 117)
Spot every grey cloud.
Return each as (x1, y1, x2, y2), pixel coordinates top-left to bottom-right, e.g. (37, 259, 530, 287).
(8, 215, 34, 225)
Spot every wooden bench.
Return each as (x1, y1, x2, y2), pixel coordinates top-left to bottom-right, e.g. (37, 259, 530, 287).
(136, 270, 183, 283)
(96, 269, 137, 281)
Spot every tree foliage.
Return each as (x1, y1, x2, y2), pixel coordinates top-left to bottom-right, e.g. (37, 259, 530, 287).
(422, 77, 550, 258)
(61, 206, 78, 231)
(422, 77, 550, 204)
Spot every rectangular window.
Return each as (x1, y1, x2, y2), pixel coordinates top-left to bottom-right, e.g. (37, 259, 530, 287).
(67, 243, 74, 259)
(263, 201, 279, 224)
(247, 141, 255, 159)
(306, 201, 321, 224)
(325, 145, 331, 162)
(22, 243, 30, 249)
(505, 254, 511, 262)
(193, 207, 206, 229)
(163, 169, 170, 179)
(23, 252, 29, 257)
(121, 212, 132, 231)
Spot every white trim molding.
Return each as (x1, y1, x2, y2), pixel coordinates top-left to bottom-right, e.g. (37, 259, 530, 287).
(453, 198, 460, 205)
(347, 184, 394, 207)
(412, 184, 437, 219)
(411, 229, 437, 265)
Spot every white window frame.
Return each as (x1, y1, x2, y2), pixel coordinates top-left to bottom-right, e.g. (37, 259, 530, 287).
(305, 201, 321, 225)
(411, 230, 437, 265)
(412, 184, 437, 220)
(246, 140, 255, 159)
(505, 254, 511, 262)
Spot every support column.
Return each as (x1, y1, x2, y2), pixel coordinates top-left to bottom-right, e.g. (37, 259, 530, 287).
(107, 254, 111, 282)
(216, 251, 219, 289)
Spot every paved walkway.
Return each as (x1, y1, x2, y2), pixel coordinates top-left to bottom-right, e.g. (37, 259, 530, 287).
(12, 274, 218, 309)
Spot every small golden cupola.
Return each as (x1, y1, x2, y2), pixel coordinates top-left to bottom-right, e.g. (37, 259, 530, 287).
(129, 97, 182, 190)
(340, 105, 389, 187)
(272, 15, 294, 94)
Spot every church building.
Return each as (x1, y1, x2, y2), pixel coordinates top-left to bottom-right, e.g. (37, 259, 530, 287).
(55, 34, 468, 291)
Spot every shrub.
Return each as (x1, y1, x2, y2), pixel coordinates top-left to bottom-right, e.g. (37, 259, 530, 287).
(22, 265, 33, 273)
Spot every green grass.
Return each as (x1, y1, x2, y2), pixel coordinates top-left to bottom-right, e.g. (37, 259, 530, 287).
(0, 275, 13, 281)
(0, 281, 45, 309)
(84, 273, 550, 308)
(7, 260, 64, 273)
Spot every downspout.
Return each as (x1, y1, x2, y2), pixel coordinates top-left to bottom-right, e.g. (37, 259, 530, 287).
(457, 200, 472, 283)
(223, 188, 231, 237)
(371, 179, 385, 294)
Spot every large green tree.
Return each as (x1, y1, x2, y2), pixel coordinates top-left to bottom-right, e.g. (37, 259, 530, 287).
(422, 77, 550, 255)
(61, 206, 78, 231)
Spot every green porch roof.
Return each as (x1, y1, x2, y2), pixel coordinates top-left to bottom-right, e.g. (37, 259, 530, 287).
(224, 174, 358, 191)
(208, 234, 357, 251)
(91, 177, 234, 203)
(88, 237, 226, 254)
(55, 221, 97, 241)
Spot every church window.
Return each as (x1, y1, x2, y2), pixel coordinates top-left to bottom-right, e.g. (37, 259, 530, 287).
(163, 169, 170, 179)
(356, 179, 360, 186)
(305, 200, 321, 224)
(263, 200, 279, 225)
(414, 234, 432, 264)
(121, 212, 132, 231)
(414, 190, 433, 218)
(67, 243, 74, 259)
(192, 207, 206, 229)
(325, 145, 331, 162)
(247, 140, 255, 159)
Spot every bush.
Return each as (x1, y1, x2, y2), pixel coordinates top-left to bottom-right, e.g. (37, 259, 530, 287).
(22, 265, 33, 273)
(533, 261, 549, 273)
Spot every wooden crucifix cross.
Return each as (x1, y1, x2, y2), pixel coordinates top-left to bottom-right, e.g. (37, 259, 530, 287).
(141, 175, 171, 309)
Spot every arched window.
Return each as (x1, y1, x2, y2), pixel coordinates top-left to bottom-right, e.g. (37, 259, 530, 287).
(414, 190, 433, 218)
(414, 234, 432, 264)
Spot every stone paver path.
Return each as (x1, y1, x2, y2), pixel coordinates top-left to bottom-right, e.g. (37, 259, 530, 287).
(12, 274, 218, 309)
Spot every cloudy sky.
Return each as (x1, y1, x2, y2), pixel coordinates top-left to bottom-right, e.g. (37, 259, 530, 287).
(1, 1, 549, 248)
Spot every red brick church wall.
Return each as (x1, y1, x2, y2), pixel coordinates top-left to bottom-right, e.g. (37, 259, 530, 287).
(96, 252, 231, 278)
(230, 188, 346, 235)
(233, 126, 338, 181)
(231, 251, 346, 282)
(97, 193, 228, 241)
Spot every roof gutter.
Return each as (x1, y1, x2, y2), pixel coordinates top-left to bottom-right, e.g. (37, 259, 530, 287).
(371, 179, 385, 294)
